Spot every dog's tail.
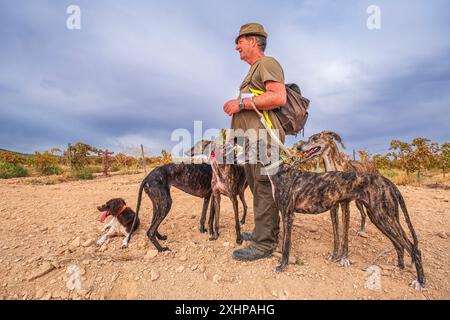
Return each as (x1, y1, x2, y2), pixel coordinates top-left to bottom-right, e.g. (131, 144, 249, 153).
(395, 185, 419, 259)
(126, 178, 146, 244)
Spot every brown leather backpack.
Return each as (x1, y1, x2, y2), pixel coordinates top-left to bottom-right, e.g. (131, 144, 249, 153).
(274, 83, 310, 136)
(248, 65, 310, 136)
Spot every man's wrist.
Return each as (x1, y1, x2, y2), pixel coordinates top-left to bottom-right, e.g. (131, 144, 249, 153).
(239, 98, 245, 111)
(243, 97, 255, 110)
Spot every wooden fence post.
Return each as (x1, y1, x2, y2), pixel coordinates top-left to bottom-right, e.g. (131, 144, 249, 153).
(141, 144, 147, 175)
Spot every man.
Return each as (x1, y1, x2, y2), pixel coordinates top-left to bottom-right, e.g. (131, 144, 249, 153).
(223, 23, 286, 261)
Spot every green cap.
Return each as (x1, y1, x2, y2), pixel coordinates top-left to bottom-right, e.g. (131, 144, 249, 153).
(235, 22, 268, 44)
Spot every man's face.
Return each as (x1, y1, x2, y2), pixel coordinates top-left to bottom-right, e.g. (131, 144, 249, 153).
(235, 36, 255, 62)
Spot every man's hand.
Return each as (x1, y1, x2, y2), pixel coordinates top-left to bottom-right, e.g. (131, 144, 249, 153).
(223, 99, 241, 116)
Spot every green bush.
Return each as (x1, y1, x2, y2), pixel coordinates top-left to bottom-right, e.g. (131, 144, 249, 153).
(33, 151, 63, 176)
(88, 166, 103, 174)
(380, 168, 400, 178)
(110, 163, 120, 172)
(0, 161, 28, 179)
(72, 168, 94, 180)
(40, 164, 63, 176)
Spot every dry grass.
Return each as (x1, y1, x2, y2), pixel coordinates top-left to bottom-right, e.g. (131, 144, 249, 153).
(380, 168, 450, 187)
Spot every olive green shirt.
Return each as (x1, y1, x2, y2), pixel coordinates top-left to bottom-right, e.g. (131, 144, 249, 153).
(231, 56, 285, 140)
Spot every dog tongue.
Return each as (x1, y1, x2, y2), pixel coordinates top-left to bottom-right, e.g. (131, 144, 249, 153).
(99, 211, 109, 222)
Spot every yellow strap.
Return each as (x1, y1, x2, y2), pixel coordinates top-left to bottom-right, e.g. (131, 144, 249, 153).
(249, 86, 273, 129)
(249, 87, 264, 96)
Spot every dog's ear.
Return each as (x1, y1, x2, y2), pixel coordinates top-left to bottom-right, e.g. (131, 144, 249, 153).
(201, 140, 212, 149)
(322, 131, 346, 149)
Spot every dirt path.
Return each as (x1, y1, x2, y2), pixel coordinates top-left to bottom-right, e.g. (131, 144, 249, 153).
(0, 173, 449, 300)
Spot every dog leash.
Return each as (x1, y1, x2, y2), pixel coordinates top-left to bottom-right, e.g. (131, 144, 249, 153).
(248, 99, 294, 158)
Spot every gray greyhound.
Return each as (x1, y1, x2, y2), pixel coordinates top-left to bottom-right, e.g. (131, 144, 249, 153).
(126, 162, 214, 251)
(237, 139, 425, 290)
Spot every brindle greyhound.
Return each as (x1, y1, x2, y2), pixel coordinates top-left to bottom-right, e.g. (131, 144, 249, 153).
(237, 140, 425, 290)
(297, 131, 379, 238)
(188, 139, 248, 245)
(126, 162, 213, 251)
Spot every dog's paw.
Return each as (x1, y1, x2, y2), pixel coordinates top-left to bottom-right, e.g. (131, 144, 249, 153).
(239, 219, 246, 225)
(236, 238, 243, 245)
(121, 243, 128, 249)
(339, 257, 351, 268)
(96, 240, 103, 247)
(327, 253, 339, 262)
(410, 279, 425, 291)
(357, 230, 368, 238)
(199, 227, 207, 233)
(275, 264, 286, 273)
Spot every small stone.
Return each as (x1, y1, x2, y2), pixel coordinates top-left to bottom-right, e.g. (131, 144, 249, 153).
(134, 275, 140, 281)
(150, 270, 160, 281)
(178, 255, 188, 262)
(85, 247, 95, 254)
(272, 252, 296, 264)
(437, 232, 448, 239)
(191, 264, 198, 271)
(144, 249, 158, 260)
(41, 292, 52, 300)
(222, 241, 230, 247)
(199, 264, 206, 273)
(35, 289, 44, 299)
(70, 237, 81, 248)
(27, 262, 55, 281)
(213, 274, 222, 284)
(82, 239, 94, 247)
(82, 260, 90, 265)
(176, 266, 185, 273)
(278, 290, 289, 300)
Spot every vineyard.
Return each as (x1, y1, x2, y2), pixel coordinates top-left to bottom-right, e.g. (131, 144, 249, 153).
(1, 138, 448, 187)
(0, 142, 173, 181)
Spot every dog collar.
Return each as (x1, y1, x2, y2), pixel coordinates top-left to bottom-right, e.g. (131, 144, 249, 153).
(208, 149, 221, 161)
(116, 205, 127, 219)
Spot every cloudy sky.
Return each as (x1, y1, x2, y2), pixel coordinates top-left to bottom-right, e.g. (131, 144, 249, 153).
(1, 0, 449, 157)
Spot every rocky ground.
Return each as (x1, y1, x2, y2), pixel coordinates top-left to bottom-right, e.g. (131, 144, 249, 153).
(0, 172, 449, 300)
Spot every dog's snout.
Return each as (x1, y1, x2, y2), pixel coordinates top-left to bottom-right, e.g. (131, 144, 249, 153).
(97, 204, 108, 211)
